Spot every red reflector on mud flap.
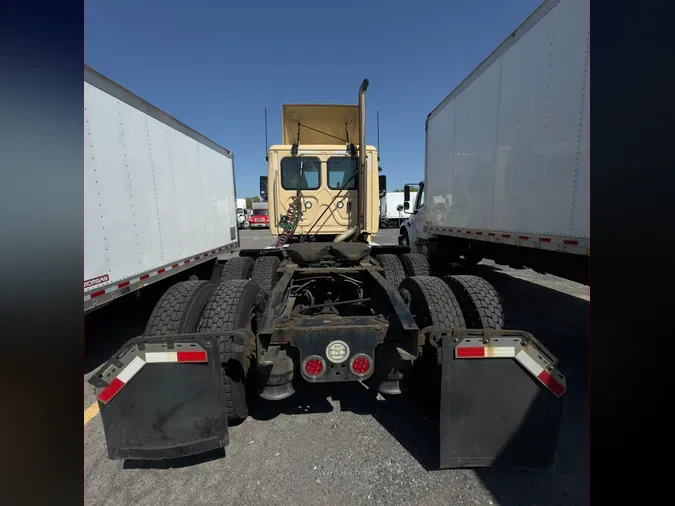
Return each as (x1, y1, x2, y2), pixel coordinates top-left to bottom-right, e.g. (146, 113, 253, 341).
(455, 337, 565, 397)
(96, 347, 208, 404)
(97, 356, 145, 404)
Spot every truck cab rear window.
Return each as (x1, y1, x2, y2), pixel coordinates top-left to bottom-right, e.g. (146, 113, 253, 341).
(327, 157, 357, 190)
(252, 209, 268, 216)
(281, 157, 321, 190)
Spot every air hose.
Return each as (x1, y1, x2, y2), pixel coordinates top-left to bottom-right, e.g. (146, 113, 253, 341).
(275, 195, 302, 247)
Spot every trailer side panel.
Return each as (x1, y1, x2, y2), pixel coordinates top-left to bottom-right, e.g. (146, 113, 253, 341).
(84, 68, 238, 310)
(425, 0, 589, 242)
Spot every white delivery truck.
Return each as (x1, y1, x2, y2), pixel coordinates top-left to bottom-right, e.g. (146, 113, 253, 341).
(84, 65, 241, 313)
(380, 191, 416, 228)
(400, 0, 589, 285)
(236, 198, 248, 229)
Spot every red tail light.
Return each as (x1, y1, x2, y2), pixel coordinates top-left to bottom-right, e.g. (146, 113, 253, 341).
(349, 354, 373, 377)
(302, 356, 326, 378)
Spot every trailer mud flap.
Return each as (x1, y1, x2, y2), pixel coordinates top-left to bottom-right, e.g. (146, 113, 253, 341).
(88, 333, 239, 461)
(436, 329, 566, 470)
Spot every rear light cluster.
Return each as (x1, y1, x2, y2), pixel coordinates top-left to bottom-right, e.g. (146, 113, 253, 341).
(301, 341, 373, 379)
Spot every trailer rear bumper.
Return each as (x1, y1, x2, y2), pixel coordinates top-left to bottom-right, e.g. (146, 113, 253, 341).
(88, 332, 251, 461)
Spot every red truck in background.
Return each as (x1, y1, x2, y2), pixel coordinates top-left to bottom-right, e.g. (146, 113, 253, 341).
(249, 201, 269, 228)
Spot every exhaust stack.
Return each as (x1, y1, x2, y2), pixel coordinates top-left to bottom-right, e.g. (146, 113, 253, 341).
(357, 79, 369, 238)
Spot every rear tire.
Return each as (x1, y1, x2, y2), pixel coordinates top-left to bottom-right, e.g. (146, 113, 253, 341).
(220, 256, 254, 281)
(198, 279, 261, 423)
(250, 256, 281, 296)
(442, 275, 505, 329)
(399, 276, 465, 412)
(375, 254, 406, 288)
(400, 253, 431, 277)
(144, 280, 217, 336)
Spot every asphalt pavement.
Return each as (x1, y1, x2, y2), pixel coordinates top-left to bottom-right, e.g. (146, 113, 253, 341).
(85, 228, 589, 506)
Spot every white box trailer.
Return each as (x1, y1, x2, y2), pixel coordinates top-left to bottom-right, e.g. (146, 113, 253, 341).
(402, 0, 589, 284)
(84, 66, 240, 313)
(380, 192, 416, 227)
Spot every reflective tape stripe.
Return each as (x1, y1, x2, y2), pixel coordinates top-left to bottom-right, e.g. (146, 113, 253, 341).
(97, 378, 124, 404)
(537, 370, 566, 397)
(97, 356, 147, 404)
(454, 336, 566, 397)
(515, 350, 544, 376)
(95, 345, 209, 404)
(84, 243, 238, 303)
(455, 346, 516, 358)
(177, 351, 208, 362)
(145, 352, 178, 363)
(145, 351, 208, 363)
(117, 356, 146, 383)
(516, 350, 566, 397)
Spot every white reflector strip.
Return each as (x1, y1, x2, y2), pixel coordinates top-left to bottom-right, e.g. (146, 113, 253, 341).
(117, 356, 146, 383)
(485, 346, 516, 358)
(145, 352, 178, 363)
(515, 350, 544, 377)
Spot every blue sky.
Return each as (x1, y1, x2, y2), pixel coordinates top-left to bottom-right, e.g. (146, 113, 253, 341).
(85, 0, 542, 198)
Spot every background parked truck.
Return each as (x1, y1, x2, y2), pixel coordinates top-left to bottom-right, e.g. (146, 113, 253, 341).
(400, 0, 589, 285)
(380, 191, 416, 228)
(84, 65, 240, 313)
(249, 201, 269, 228)
(236, 198, 249, 229)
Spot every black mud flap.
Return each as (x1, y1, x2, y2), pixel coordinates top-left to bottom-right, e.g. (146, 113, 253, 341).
(88, 333, 237, 461)
(437, 329, 566, 470)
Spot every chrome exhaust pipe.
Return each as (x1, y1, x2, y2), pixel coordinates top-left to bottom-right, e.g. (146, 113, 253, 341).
(357, 79, 369, 237)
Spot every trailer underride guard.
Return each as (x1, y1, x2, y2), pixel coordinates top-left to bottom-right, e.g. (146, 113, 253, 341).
(90, 242, 566, 469)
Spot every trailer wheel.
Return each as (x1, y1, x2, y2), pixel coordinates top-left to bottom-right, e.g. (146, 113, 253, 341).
(399, 276, 465, 411)
(250, 256, 281, 295)
(375, 254, 406, 288)
(220, 256, 254, 281)
(400, 253, 431, 277)
(442, 275, 504, 329)
(144, 280, 218, 336)
(198, 279, 261, 423)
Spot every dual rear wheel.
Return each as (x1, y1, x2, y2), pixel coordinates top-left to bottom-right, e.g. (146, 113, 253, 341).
(400, 274, 505, 411)
(143, 276, 263, 424)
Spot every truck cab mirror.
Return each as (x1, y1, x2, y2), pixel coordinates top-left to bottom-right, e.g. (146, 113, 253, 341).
(404, 184, 411, 203)
(379, 175, 387, 198)
(403, 201, 410, 211)
(260, 176, 268, 201)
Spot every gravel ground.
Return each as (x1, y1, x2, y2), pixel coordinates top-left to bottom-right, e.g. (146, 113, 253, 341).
(85, 228, 589, 506)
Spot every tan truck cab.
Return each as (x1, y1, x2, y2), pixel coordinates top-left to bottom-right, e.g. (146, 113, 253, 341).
(261, 100, 384, 242)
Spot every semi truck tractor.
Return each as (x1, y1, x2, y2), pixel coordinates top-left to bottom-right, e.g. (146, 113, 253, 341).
(84, 65, 240, 314)
(90, 0, 572, 469)
(400, 0, 589, 286)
